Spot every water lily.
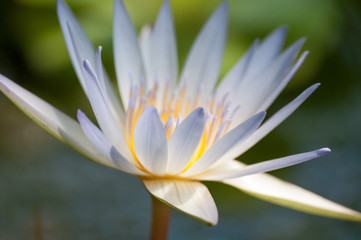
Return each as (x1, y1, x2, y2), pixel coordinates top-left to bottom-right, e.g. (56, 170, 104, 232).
(1, 0, 360, 238)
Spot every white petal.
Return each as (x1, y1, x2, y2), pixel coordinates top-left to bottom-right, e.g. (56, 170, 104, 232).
(245, 26, 288, 79)
(193, 158, 241, 177)
(183, 111, 266, 177)
(196, 148, 331, 181)
(95, 47, 107, 95)
(257, 51, 309, 111)
(82, 60, 120, 144)
(216, 39, 258, 102)
(57, 0, 95, 90)
(150, 0, 178, 94)
(82, 60, 136, 164)
(0, 74, 111, 167)
(223, 160, 361, 222)
(77, 110, 144, 175)
(143, 180, 218, 226)
(231, 38, 306, 126)
(94, 47, 125, 135)
(134, 106, 168, 175)
(167, 108, 206, 174)
(139, 24, 153, 89)
(230, 84, 320, 158)
(113, 0, 145, 107)
(180, 2, 228, 102)
(57, 0, 125, 129)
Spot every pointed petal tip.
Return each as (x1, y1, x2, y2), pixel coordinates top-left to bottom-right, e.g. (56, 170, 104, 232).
(274, 25, 289, 36)
(161, 0, 170, 7)
(82, 59, 95, 76)
(256, 111, 267, 121)
(82, 59, 90, 68)
(76, 109, 86, 120)
(269, 25, 288, 39)
(140, 106, 162, 123)
(76, 110, 91, 127)
(158, 0, 171, 15)
(301, 51, 310, 58)
(219, 1, 229, 14)
(296, 37, 307, 46)
(279, 25, 289, 32)
(114, 0, 123, 8)
(213, 1, 228, 16)
(56, 0, 65, 9)
(253, 111, 266, 126)
(57, 0, 69, 18)
(207, 217, 218, 226)
(308, 83, 321, 92)
(318, 147, 331, 154)
(220, 1, 228, 8)
(144, 105, 158, 113)
(194, 107, 205, 117)
(82, 60, 95, 79)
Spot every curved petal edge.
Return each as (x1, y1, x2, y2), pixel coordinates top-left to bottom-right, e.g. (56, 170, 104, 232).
(144, 179, 218, 226)
(223, 160, 361, 222)
(0, 74, 112, 167)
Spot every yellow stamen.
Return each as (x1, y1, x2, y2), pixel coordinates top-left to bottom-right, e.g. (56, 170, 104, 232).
(124, 81, 234, 175)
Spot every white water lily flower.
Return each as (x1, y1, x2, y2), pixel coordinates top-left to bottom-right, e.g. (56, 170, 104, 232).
(1, 0, 360, 226)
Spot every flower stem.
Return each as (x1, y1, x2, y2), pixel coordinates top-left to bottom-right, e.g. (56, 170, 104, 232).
(150, 196, 171, 240)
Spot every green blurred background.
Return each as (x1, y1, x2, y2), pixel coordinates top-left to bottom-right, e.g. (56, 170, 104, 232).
(1, 0, 361, 239)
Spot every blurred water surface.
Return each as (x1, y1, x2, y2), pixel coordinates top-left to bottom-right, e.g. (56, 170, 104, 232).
(1, 0, 361, 239)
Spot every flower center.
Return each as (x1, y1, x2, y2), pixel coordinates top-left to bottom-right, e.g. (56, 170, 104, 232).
(124, 80, 238, 173)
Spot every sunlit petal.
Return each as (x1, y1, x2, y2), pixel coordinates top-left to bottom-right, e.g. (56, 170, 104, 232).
(183, 111, 266, 177)
(144, 179, 218, 226)
(216, 39, 258, 102)
(231, 38, 306, 125)
(150, 0, 178, 98)
(245, 26, 288, 79)
(196, 148, 330, 180)
(230, 84, 320, 158)
(0, 74, 110, 167)
(113, 0, 145, 107)
(167, 108, 205, 174)
(180, 2, 228, 102)
(134, 106, 168, 175)
(77, 110, 144, 175)
(223, 160, 361, 222)
(82, 60, 137, 164)
(57, 0, 125, 128)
